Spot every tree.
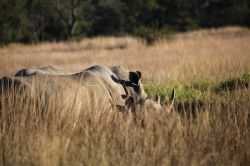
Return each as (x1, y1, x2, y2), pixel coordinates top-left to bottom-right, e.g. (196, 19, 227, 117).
(0, 0, 28, 43)
(199, 0, 249, 27)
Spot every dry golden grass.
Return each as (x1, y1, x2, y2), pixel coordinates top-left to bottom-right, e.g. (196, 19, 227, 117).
(0, 26, 250, 165)
(1, 26, 249, 83)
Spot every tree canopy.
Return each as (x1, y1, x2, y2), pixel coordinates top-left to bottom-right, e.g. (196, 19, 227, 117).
(0, 0, 249, 44)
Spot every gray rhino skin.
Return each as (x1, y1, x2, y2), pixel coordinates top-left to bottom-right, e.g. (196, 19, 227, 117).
(1, 65, 175, 113)
(15, 66, 74, 76)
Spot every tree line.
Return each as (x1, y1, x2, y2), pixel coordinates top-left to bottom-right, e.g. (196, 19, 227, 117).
(0, 0, 249, 44)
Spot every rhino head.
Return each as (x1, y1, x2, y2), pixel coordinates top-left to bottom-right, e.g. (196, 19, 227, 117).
(119, 71, 176, 113)
(125, 89, 176, 113)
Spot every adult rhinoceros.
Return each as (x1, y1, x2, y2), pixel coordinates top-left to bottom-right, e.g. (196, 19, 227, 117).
(1, 65, 175, 113)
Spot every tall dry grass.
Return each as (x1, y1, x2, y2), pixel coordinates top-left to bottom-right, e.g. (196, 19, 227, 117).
(0, 26, 250, 165)
(0, 26, 249, 83)
(0, 85, 249, 165)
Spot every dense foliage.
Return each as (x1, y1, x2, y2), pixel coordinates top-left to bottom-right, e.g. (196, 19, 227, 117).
(0, 0, 249, 44)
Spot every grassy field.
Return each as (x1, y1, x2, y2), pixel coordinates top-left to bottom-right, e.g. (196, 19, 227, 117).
(0, 26, 250, 165)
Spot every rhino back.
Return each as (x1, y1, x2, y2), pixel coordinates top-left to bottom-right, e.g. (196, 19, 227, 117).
(15, 66, 72, 77)
(2, 74, 114, 113)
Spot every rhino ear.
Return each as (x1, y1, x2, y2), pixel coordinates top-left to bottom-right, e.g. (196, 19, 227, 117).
(129, 71, 142, 84)
(136, 71, 141, 80)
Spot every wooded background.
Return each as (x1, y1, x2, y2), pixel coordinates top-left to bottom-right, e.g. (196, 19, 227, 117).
(0, 0, 249, 44)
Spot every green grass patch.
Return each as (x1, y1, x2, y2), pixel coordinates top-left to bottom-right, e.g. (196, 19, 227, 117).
(214, 73, 250, 93)
(144, 72, 250, 113)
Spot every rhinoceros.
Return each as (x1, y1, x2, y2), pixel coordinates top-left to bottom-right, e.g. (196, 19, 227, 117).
(1, 65, 175, 113)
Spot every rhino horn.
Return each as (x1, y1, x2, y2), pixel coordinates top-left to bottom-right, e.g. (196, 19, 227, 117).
(164, 89, 176, 113)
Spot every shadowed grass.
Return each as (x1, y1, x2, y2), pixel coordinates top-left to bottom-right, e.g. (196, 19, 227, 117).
(1, 82, 249, 165)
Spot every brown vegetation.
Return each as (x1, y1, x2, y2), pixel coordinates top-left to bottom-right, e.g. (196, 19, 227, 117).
(0, 27, 250, 165)
(0, 26, 249, 83)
